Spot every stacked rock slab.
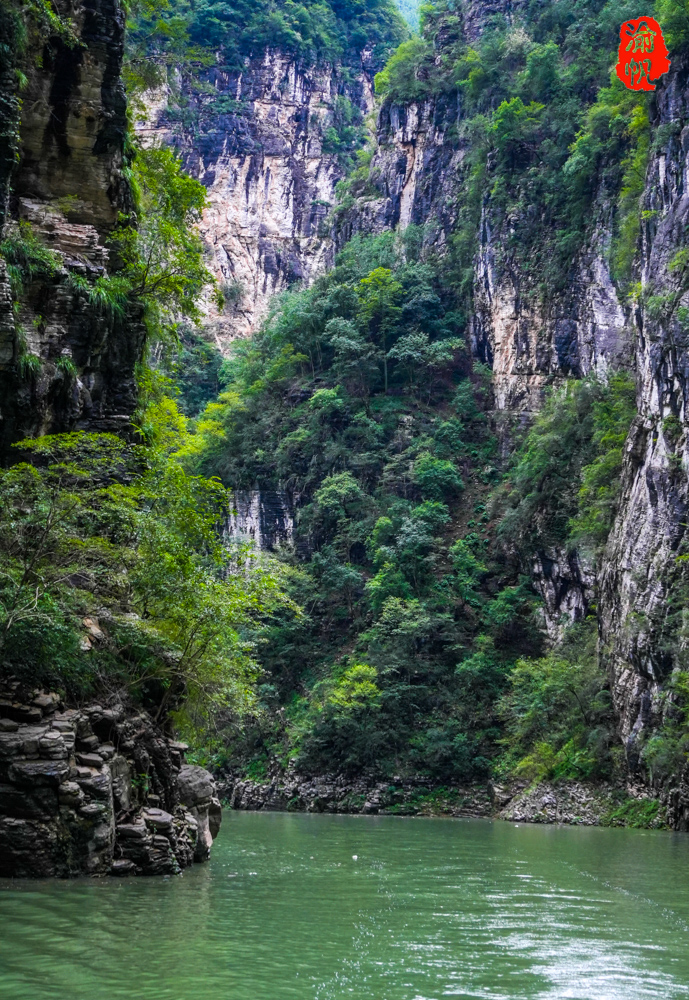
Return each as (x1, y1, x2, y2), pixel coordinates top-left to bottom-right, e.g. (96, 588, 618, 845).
(0, 682, 221, 877)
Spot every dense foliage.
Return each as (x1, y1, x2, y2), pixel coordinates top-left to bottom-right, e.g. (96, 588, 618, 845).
(499, 373, 637, 558)
(498, 619, 616, 782)
(184, 217, 638, 782)
(2, 141, 213, 382)
(126, 0, 407, 92)
(0, 401, 290, 732)
(371, 0, 686, 293)
(173, 0, 656, 784)
(185, 231, 550, 779)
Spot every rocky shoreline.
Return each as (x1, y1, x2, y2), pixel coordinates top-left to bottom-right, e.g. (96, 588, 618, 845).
(219, 770, 668, 830)
(0, 681, 221, 878)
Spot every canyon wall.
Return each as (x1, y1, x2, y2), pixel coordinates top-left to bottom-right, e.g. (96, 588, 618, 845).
(141, 51, 377, 349)
(0, 0, 221, 875)
(0, 0, 144, 458)
(600, 54, 689, 812)
(330, 3, 689, 780)
(337, 90, 630, 416)
(138, 0, 689, 780)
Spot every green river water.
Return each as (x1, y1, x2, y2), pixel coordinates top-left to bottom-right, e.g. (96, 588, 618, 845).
(2, 811, 689, 999)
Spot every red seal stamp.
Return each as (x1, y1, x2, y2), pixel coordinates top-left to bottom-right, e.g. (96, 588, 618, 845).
(616, 17, 671, 91)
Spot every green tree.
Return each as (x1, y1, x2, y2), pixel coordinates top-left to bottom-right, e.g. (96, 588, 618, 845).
(498, 620, 613, 781)
(0, 426, 290, 729)
(358, 267, 402, 393)
(113, 146, 214, 341)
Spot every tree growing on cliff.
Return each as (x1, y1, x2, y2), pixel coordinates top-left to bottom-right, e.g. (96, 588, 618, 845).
(113, 146, 215, 344)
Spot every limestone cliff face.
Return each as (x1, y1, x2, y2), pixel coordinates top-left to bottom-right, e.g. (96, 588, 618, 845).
(599, 55, 689, 803)
(335, 96, 465, 255)
(338, 101, 630, 413)
(142, 51, 376, 349)
(0, 0, 144, 458)
(471, 223, 630, 413)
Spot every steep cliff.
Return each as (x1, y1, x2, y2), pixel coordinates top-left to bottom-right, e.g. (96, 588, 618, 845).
(0, 0, 144, 458)
(336, 16, 631, 415)
(141, 53, 375, 347)
(0, 1, 224, 876)
(338, 1, 689, 796)
(327, 2, 634, 641)
(600, 51, 689, 817)
(130, 0, 407, 349)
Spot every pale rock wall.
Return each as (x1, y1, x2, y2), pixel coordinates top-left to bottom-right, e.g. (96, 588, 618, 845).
(339, 99, 630, 417)
(225, 490, 295, 551)
(600, 55, 689, 763)
(336, 95, 466, 247)
(471, 224, 630, 414)
(142, 51, 376, 350)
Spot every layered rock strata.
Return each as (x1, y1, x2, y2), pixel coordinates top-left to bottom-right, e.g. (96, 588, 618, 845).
(599, 54, 689, 774)
(0, 0, 144, 458)
(0, 682, 221, 878)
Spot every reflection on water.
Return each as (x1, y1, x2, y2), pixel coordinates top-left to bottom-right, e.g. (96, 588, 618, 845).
(2, 812, 689, 999)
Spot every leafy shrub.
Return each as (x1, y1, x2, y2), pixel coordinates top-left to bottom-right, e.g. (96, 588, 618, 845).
(413, 452, 463, 501)
(0, 423, 289, 727)
(15, 351, 42, 379)
(603, 797, 664, 828)
(114, 146, 214, 341)
(1, 222, 62, 297)
(128, 0, 407, 84)
(569, 372, 637, 550)
(498, 619, 615, 781)
(500, 373, 636, 557)
(374, 36, 434, 100)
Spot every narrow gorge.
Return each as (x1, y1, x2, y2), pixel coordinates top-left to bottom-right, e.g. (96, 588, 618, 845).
(145, 0, 689, 830)
(3, 0, 689, 888)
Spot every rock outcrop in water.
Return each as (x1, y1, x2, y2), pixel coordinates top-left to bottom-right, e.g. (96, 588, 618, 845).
(0, 680, 221, 878)
(0, 0, 227, 878)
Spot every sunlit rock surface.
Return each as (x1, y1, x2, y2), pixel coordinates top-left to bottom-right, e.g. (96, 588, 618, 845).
(140, 51, 377, 350)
